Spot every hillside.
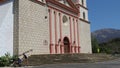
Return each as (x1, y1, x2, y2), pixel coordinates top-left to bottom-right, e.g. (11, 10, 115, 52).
(99, 38, 120, 53)
(92, 28, 120, 43)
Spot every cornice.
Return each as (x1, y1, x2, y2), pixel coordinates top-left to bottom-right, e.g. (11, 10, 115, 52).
(66, 0, 79, 10)
(76, 4, 88, 10)
(46, 0, 79, 15)
(80, 4, 88, 10)
(32, 0, 46, 6)
(79, 18, 90, 24)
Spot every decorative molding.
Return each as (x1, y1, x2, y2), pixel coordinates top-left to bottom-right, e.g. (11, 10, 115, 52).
(46, 0, 79, 15)
(50, 44, 54, 54)
(69, 17, 72, 53)
(76, 4, 88, 10)
(66, 0, 78, 10)
(79, 18, 90, 24)
(77, 20, 80, 52)
(48, 6, 79, 18)
(59, 13, 62, 41)
(54, 11, 58, 44)
(31, 0, 46, 6)
(80, 4, 88, 10)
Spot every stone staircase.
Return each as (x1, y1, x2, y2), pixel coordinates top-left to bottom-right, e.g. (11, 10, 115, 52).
(22, 54, 116, 66)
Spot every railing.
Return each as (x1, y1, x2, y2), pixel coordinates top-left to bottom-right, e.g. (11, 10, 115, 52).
(18, 49, 33, 57)
(10, 49, 33, 67)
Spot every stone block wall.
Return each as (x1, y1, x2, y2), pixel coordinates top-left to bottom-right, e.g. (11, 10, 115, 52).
(79, 20, 92, 53)
(14, 0, 50, 55)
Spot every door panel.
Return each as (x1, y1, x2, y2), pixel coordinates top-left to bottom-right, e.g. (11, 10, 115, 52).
(63, 37, 70, 53)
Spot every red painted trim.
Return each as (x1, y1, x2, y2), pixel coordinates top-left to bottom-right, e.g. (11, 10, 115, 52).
(50, 44, 54, 54)
(46, 0, 79, 14)
(60, 45, 62, 54)
(66, 0, 79, 10)
(60, 45, 64, 54)
(77, 6, 80, 17)
(59, 13, 63, 54)
(55, 44, 57, 53)
(54, 11, 58, 54)
(49, 9, 52, 49)
(55, 44, 58, 53)
(59, 13, 62, 41)
(73, 19, 77, 53)
(48, 8, 53, 54)
(73, 0, 79, 4)
(73, 19, 76, 44)
(54, 11, 57, 44)
(74, 46, 77, 53)
(69, 17, 72, 53)
(76, 46, 77, 53)
(77, 20, 80, 53)
(48, 6, 78, 19)
(48, 8, 52, 43)
(69, 17, 72, 43)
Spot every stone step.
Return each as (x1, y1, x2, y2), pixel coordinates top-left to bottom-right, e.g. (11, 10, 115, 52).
(22, 54, 116, 66)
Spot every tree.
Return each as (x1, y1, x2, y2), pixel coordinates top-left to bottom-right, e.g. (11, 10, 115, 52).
(91, 36, 100, 53)
(99, 38, 120, 54)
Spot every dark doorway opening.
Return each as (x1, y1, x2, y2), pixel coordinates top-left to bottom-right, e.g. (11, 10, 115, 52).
(63, 37, 70, 53)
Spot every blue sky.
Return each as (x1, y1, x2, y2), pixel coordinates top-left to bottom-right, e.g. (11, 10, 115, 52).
(88, 0, 120, 32)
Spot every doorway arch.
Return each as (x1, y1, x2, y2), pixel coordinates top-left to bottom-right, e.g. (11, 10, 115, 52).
(63, 37, 70, 53)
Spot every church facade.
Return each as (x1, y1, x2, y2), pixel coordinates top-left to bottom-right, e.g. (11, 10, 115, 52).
(13, 0, 92, 55)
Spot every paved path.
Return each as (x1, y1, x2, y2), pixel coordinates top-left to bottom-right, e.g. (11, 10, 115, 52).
(27, 59, 120, 68)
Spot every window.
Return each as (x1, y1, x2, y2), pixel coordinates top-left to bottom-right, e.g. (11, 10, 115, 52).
(63, 15, 68, 26)
(81, 0, 84, 5)
(83, 12, 86, 19)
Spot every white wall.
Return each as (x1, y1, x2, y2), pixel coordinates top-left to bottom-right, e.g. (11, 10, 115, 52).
(0, 2, 13, 56)
(80, 7, 88, 21)
(79, 20, 92, 53)
(79, 0, 87, 7)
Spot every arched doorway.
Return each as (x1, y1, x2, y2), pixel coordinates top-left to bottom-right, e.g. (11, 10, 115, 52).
(63, 37, 70, 53)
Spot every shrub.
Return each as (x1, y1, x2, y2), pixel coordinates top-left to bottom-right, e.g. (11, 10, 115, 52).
(0, 53, 18, 67)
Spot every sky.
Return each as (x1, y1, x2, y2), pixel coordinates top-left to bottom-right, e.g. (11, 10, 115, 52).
(87, 0, 120, 32)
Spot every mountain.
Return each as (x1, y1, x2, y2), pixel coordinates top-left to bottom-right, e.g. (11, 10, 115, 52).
(92, 28, 120, 43)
